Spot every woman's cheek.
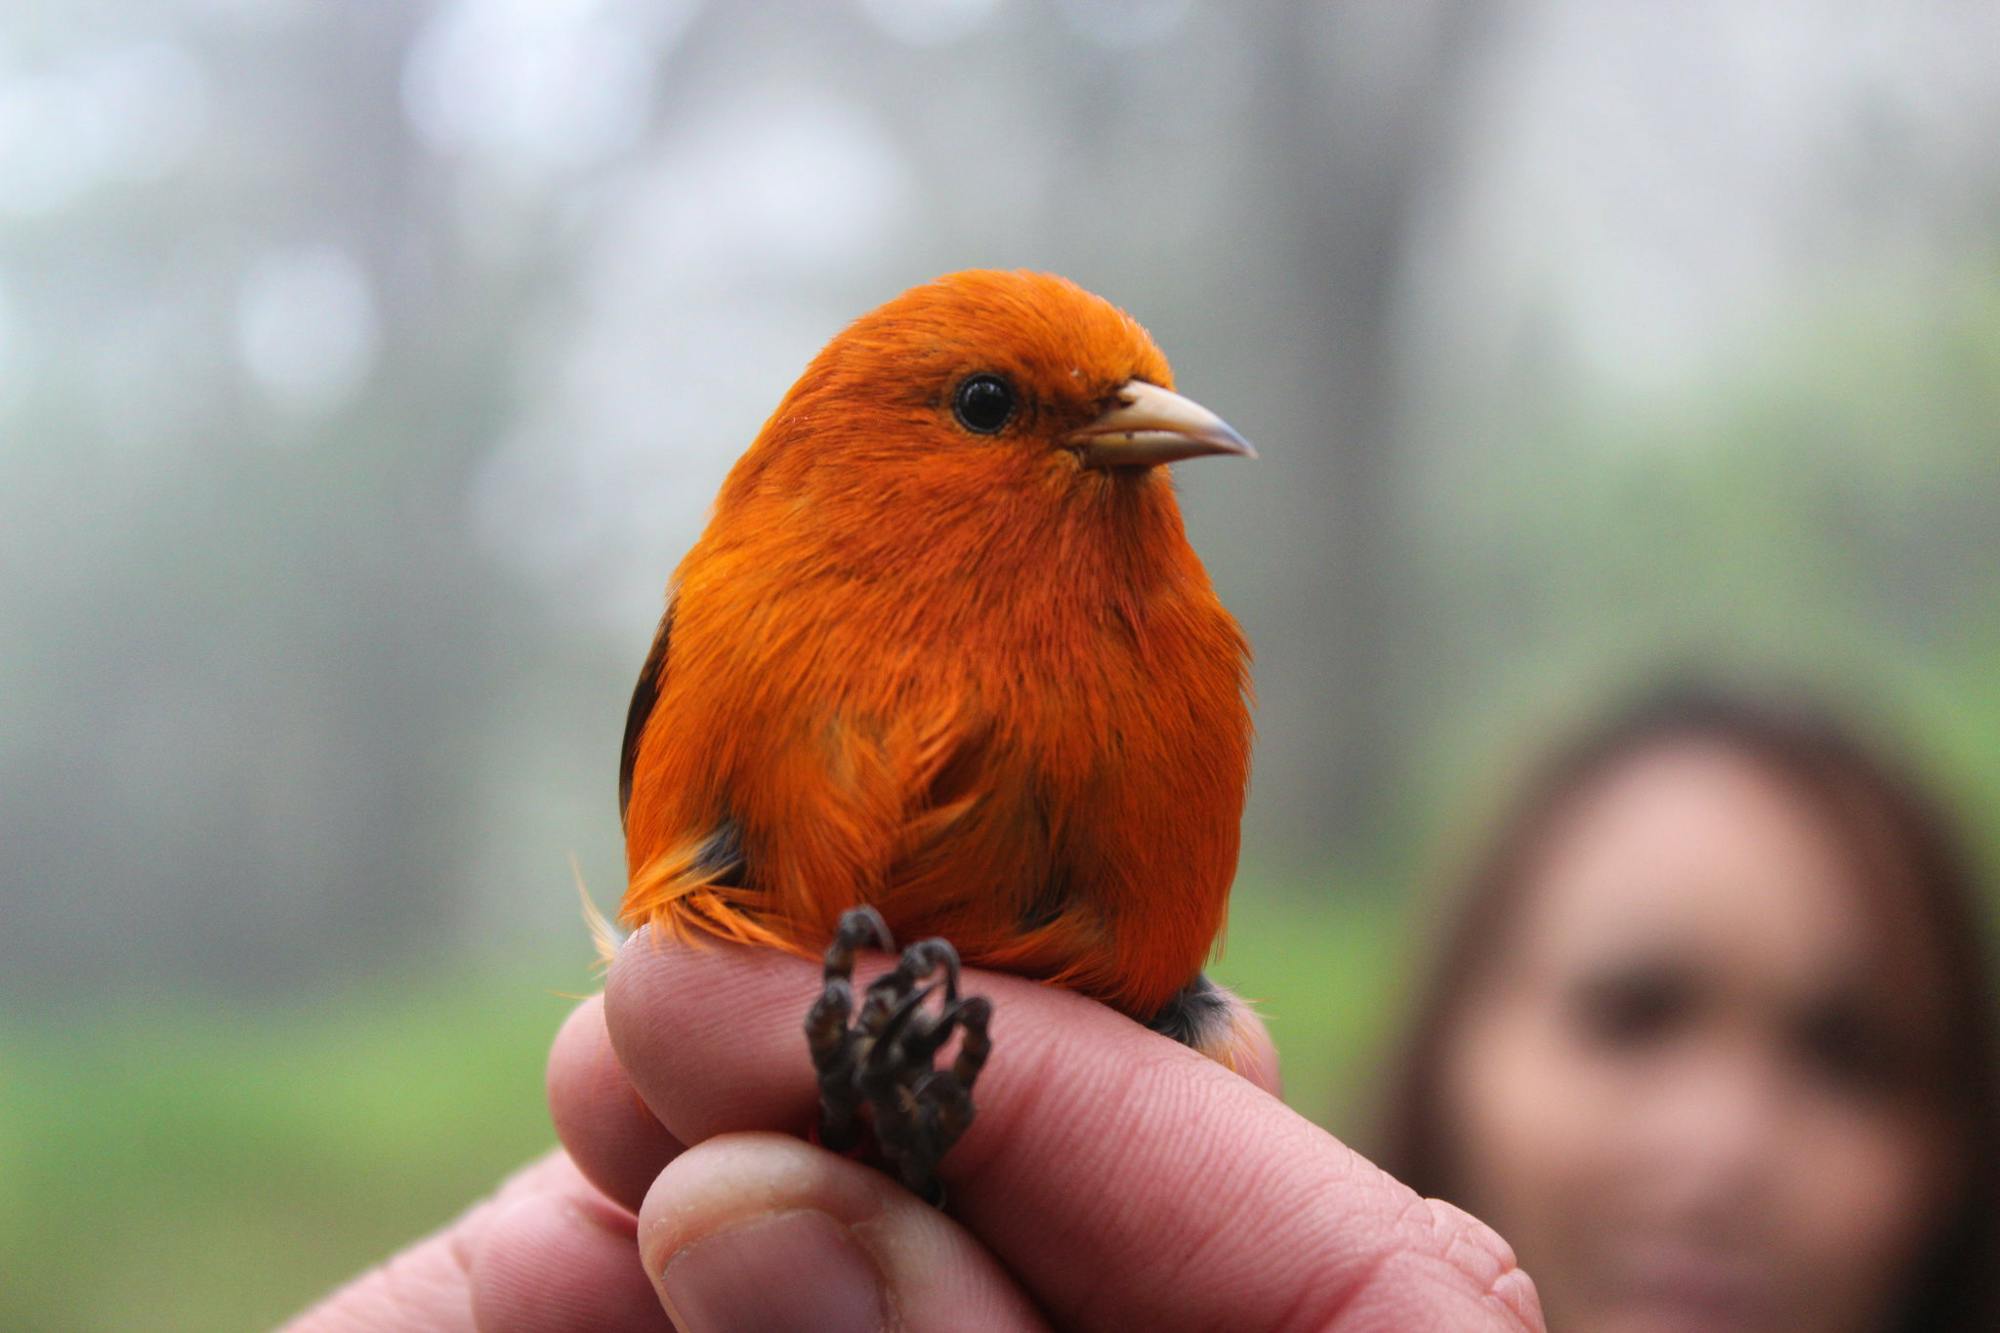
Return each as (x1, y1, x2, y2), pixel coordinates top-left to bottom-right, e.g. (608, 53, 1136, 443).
(1442, 997, 1622, 1312)
(1777, 1103, 1953, 1325)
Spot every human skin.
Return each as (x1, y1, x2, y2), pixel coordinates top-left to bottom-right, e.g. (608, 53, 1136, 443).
(1439, 740, 1959, 1333)
(287, 930, 1543, 1331)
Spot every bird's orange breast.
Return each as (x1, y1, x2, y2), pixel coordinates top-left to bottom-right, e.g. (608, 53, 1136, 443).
(622, 473, 1249, 1021)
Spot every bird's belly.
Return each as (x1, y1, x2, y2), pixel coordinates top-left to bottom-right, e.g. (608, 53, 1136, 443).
(863, 707, 1238, 1019)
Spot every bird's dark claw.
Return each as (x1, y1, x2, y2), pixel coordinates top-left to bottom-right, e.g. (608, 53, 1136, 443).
(805, 906, 993, 1205)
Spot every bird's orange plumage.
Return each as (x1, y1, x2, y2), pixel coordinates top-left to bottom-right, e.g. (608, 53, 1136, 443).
(619, 270, 1250, 1024)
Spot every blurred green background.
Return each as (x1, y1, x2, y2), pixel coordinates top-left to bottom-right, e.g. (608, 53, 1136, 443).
(4, 2, 1998, 1328)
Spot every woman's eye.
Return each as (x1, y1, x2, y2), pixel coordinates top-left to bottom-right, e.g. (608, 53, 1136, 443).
(1569, 966, 1692, 1050)
(1792, 998, 1905, 1094)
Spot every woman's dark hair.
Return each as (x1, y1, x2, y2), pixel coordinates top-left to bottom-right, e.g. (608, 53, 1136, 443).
(1375, 680, 2000, 1332)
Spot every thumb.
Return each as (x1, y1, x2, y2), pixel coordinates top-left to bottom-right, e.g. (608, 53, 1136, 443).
(638, 1132, 1049, 1333)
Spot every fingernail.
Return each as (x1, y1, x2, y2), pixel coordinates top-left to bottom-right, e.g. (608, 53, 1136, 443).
(661, 1209, 886, 1333)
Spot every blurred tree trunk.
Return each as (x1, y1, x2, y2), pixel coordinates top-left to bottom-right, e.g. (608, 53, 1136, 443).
(1253, 0, 1486, 864)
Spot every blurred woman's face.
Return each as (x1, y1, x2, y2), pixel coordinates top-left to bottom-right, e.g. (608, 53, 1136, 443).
(1441, 740, 1958, 1333)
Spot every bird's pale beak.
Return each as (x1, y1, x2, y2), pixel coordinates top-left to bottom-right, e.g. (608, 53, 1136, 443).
(1064, 379, 1257, 469)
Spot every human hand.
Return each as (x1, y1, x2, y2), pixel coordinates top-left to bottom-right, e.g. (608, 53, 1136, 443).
(280, 1148, 668, 1332)
(534, 930, 1544, 1331)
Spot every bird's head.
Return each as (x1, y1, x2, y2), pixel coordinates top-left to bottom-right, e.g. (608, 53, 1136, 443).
(720, 271, 1252, 527)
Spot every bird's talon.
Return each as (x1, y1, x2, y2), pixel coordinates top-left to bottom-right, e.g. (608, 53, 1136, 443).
(805, 906, 992, 1207)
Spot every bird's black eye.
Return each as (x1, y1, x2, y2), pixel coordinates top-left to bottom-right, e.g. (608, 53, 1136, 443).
(952, 373, 1016, 434)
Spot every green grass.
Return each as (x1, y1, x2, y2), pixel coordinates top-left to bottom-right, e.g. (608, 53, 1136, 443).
(0, 891, 1398, 1331)
(0, 973, 577, 1332)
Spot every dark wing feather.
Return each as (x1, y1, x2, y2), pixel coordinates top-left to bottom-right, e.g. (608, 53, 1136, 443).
(619, 602, 674, 828)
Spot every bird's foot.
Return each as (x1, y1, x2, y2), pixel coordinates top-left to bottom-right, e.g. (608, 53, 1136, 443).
(805, 906, 992, 1206)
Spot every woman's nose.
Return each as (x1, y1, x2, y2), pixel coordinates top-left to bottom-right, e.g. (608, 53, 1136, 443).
(1631, 1033, 1791, 1216)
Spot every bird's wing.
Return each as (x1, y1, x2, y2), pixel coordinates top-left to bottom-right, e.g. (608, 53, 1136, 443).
(619, 601, 674, 827)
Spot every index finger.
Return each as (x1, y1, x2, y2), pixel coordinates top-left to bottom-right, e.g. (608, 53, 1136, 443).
(603, 932, 1540, 1331)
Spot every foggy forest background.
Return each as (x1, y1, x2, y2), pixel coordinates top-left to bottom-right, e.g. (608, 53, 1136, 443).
(4, 2, 1998, 1326)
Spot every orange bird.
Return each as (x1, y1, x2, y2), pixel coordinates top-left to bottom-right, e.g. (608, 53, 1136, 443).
(618, 270, 1254, 1195)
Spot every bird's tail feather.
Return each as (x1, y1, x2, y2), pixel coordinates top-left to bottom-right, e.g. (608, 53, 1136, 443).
(572, 852, 624, 971)
(622, 838, 807, 957)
